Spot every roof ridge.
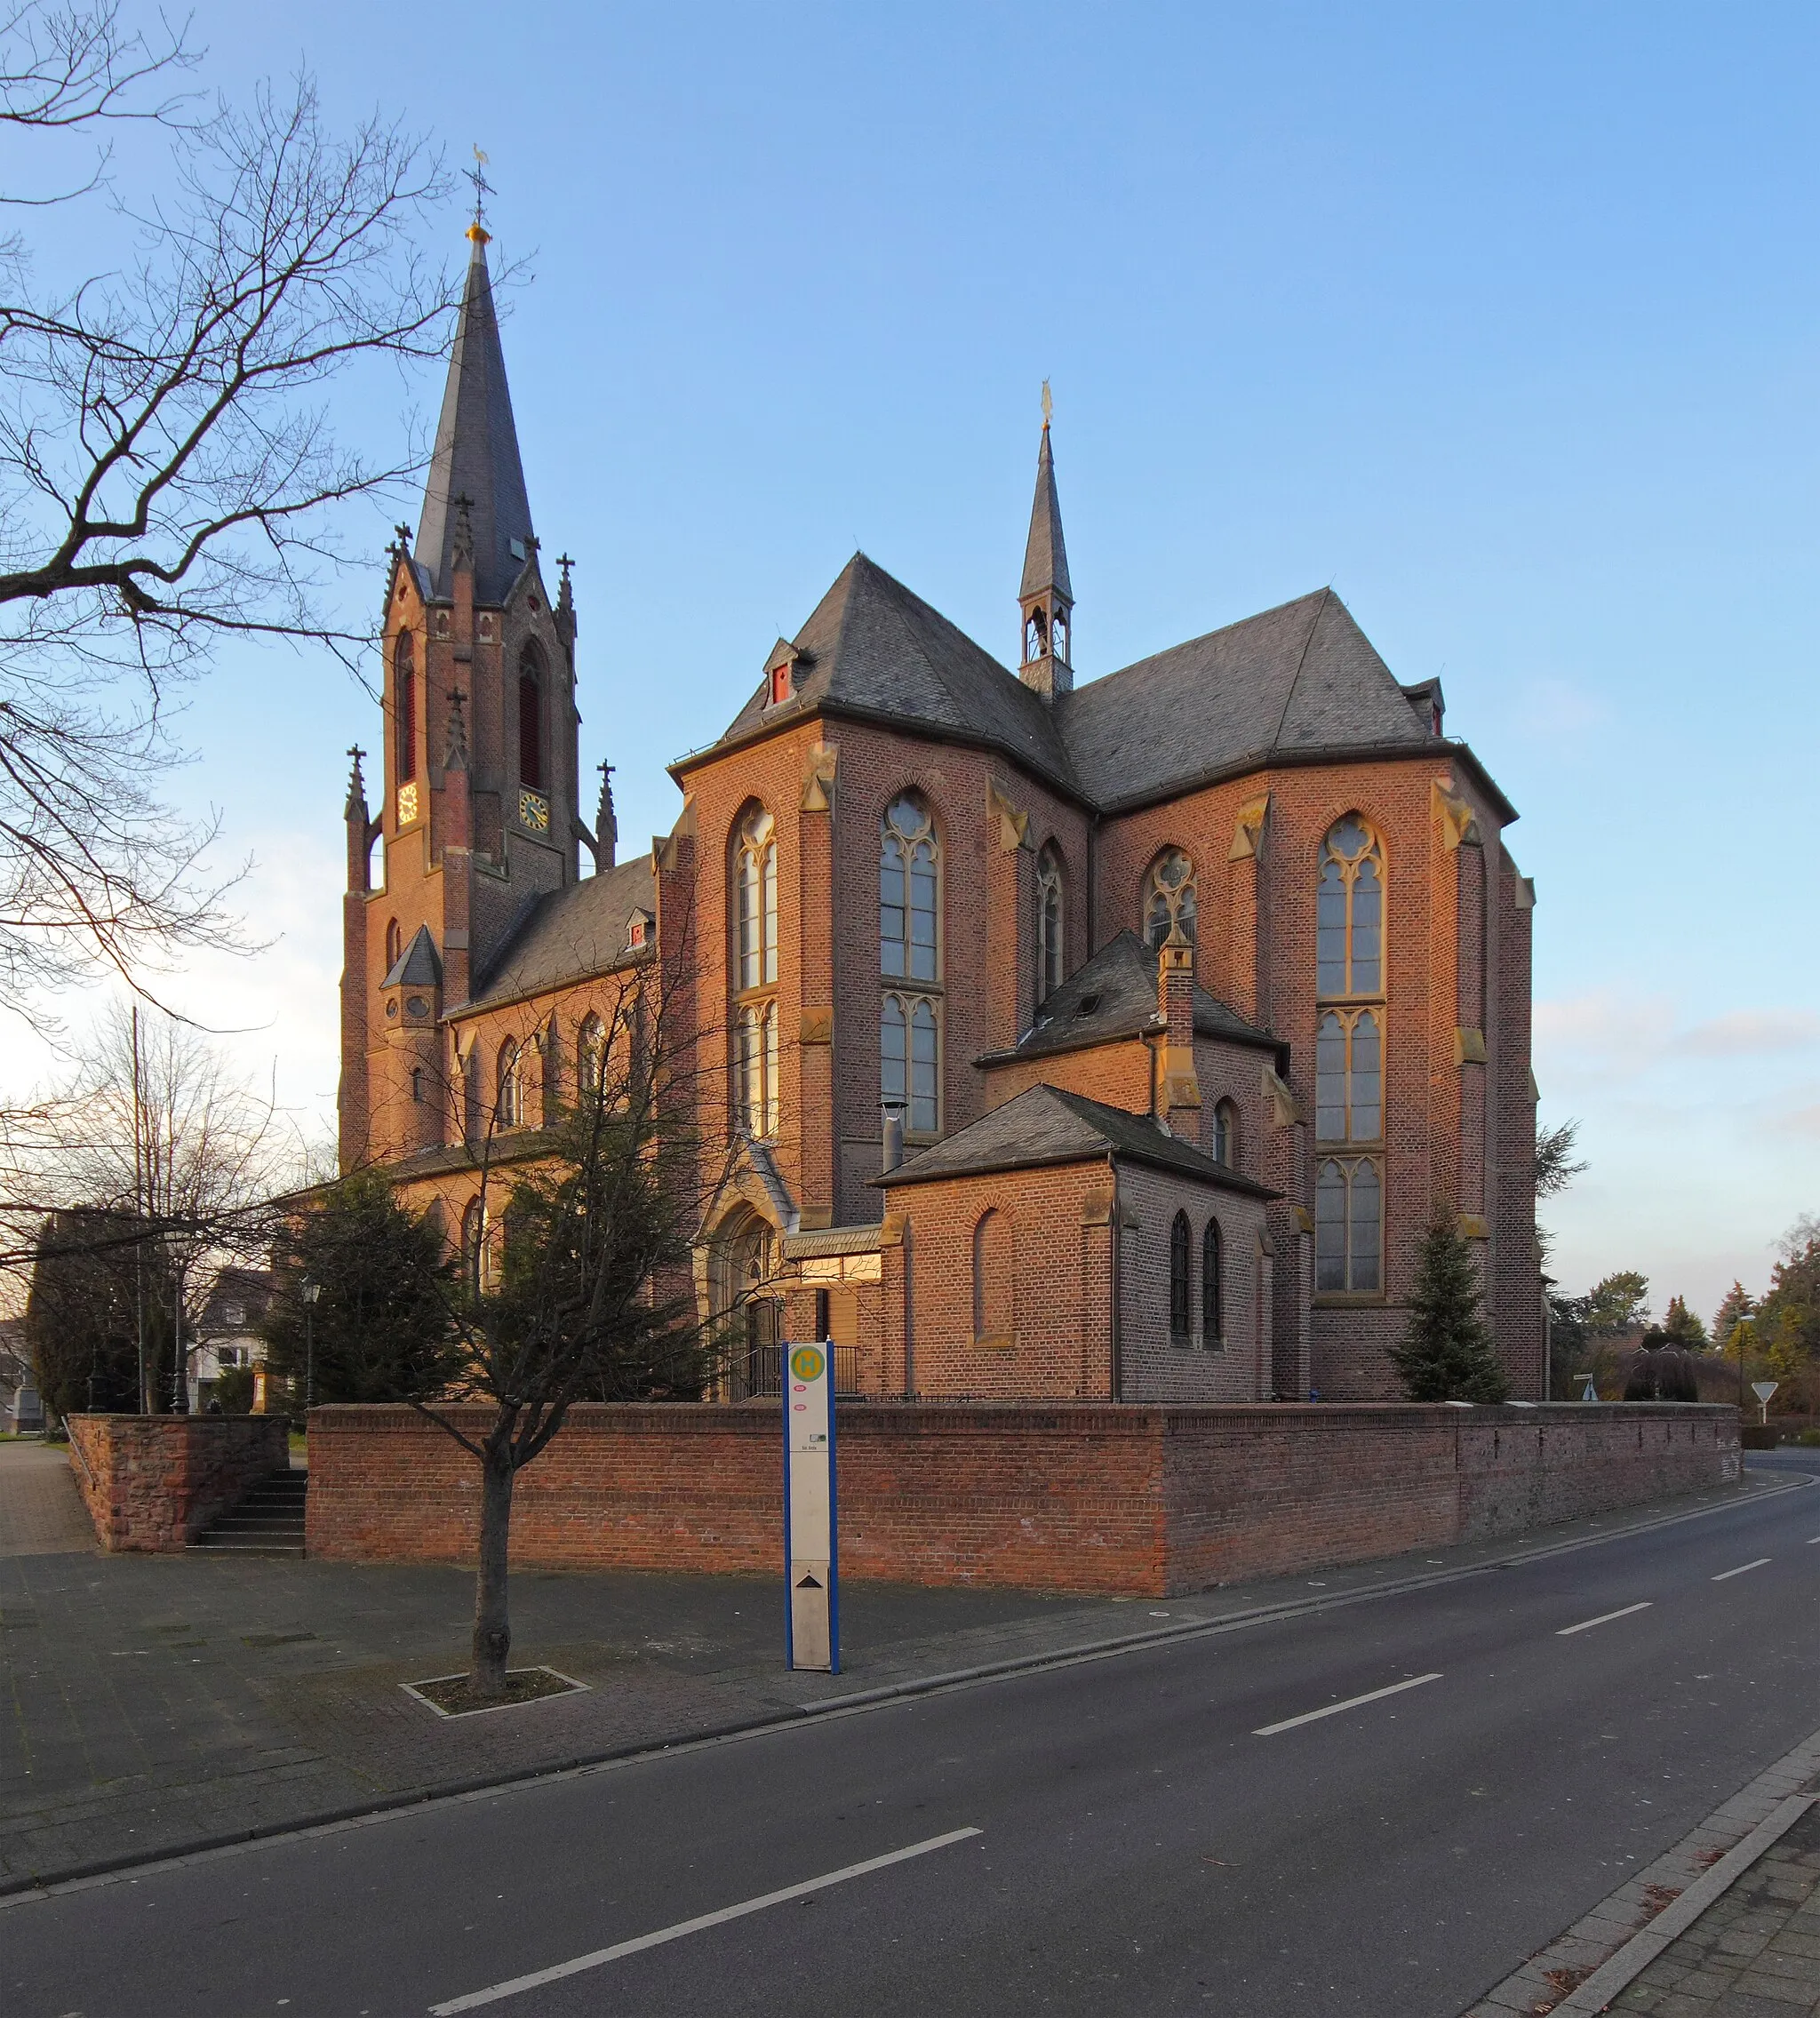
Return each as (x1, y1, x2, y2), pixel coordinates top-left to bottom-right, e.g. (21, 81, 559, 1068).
(1266, 585, 1333, 753)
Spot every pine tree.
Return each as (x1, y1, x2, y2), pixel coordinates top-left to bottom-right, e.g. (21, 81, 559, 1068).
(1712, 1280, 1756, 1359)
(1390, 1213, 1511, 1403)
(1662, 1295, 1709, 1351)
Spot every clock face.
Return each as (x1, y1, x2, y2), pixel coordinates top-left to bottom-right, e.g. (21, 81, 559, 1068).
(518, 789, 550, 833)
(396, 781, 419, 826)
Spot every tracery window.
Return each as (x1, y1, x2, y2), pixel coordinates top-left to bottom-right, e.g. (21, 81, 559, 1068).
(518, 643, 545, 791)
(730, 805, 780, 1139)
(1144, 849, 1197, 950)
(735, 1001, 780, 1139)
(881, 794, 938, 981)
(1315, 1009, 1383, 1144)
(1201, 1218, 1224, 1345)
(1316, 817, 1384, 997)
(1315, 1157, 1382, 1294)
(1212, 1099, 1239, 1169)
(460, 1200, 484, 1292)
(1169, 1210, 1192, 1338)
(882, 994, 938, 1135)
(394, 632, 417, 784)
(1036, 845, 1065, 1003)
(496, 1041, 523, 1129)
(881, 794, 940, 1131)
(576, 1013, 606, 1101)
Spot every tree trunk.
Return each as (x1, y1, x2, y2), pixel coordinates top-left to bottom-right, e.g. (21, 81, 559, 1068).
(471, 1438, 515, 1697)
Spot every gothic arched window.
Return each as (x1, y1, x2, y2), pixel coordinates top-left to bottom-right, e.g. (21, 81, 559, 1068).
(496, 1041, 522, 1129)
(1169, 1210, 1192, 1338)
(1315, 1009, 1383, 1144)
(394, 631, 416, 785)
(881, 794, 940, 1132)
(1144, 849, 1197, 950)
(730, 806, 779, 1138)
(881, 794, 938, 981)
(576, 1012, 605, 1101)
(1315, 1156, 1382, 1294)
(517, 643, 545, 792)
(1202, 1218, 1224, 1345)
(1317, 816, 1384, 998)
(1036, 845, 1065, 1003)
(1212, 1098, 1239, 1169)
(385, 918, 402, 972)
(460, 1200, 483, 1293)
(735, 807, 778, 993)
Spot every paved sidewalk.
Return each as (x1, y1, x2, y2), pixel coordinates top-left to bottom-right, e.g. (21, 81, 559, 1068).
(0, 1451, 1781, 1894)
(0, 1443, 95, 1557)
(1613, 1801, 1820, 2015)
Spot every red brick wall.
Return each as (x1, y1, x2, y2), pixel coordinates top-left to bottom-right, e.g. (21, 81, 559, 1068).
(67, 1413, 290, 1552)
(305, 1400, 1736, 1599)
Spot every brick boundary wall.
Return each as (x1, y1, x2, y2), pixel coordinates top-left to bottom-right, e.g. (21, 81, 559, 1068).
(305, 1401, 1738, 1599)
(66, 1414, 291, 1552)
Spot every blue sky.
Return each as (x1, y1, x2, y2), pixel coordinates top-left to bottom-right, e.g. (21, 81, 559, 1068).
(12, 2, 1816, 1324)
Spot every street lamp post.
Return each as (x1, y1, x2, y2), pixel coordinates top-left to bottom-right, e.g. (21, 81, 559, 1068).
(301, 1278, 321, 1417)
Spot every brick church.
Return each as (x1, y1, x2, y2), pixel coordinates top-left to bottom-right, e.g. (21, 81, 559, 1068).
(338, 226, 1545, 1403)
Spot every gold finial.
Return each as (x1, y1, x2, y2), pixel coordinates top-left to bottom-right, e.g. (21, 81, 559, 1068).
(466, 145, 493, 243)
(1041, 379, 1052, 429)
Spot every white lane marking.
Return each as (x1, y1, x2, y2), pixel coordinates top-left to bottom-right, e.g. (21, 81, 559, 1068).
(1557, 1601, 1653, 1637)
(1712, 1558, 1772, 1581)
(427, 1827, 984, 2014)
(1253, 1672, 1441, 1737)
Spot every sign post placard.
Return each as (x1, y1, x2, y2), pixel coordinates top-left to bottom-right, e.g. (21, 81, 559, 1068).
(783, 1340, 838, 1673)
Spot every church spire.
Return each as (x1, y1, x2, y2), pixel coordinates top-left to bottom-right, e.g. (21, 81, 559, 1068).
(416, 227, 534, 605)
(1018, 383, 1074, 700)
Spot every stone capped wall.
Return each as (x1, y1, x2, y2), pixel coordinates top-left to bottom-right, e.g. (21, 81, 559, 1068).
(306, 1400, 1737, 1598)
(66, 1413, 290, 1552)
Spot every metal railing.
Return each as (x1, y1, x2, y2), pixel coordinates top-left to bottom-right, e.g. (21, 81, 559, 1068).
(727, 1343, 860, 1402)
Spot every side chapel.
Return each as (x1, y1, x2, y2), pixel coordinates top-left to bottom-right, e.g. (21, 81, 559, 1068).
(338, 227, 1545, 1403)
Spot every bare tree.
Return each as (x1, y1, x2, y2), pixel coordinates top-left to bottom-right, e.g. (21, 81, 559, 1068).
(0, 2, 459, 1033)
(0, 998, 305, 1405)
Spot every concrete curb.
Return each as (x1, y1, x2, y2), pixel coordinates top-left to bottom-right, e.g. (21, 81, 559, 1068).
(0, 1470, 1802, 1908)
(1552, 1794, 1817, 2014)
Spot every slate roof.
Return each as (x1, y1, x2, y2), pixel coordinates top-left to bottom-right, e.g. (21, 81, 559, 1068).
(687, 553, 1078, 794)
(682, 556, 1511, 822)
(976, 930, 1279, 1065)
(876, 1083, 1277, 1197)
(1020, 425, 1072, 602)
(416, 237, 536, 606)
(462, 856, 657, 1012)
(381, 923, 443, 990)
(1055, 587, 1437, 811)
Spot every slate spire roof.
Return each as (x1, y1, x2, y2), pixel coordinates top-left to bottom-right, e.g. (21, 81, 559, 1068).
(416, 234, 535, 605)
(1019, 417, 1073, 605)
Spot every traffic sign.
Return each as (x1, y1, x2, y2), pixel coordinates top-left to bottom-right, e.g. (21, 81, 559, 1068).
(783, 1340, 838, 1672)
(1752, 1378, 1779, 1425)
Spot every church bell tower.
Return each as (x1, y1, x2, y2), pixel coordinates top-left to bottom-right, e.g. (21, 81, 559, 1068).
(338, 211, 581, 1171)
(1018, 384, 1074, 701)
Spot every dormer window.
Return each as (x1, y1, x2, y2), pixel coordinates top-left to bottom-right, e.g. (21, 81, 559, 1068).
(627, 911, 651, 950)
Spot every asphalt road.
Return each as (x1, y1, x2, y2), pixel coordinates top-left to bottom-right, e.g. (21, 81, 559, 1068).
(9, 1456, 1819, 2018)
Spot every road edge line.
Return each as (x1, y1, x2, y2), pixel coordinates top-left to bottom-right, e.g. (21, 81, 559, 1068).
(0, 1470, 1803, 1910)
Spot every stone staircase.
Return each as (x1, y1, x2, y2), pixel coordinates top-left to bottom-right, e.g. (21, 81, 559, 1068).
(187, 1467, 307, 1557)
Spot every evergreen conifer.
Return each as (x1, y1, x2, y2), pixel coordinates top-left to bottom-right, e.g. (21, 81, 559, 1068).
(1389, 1212, 1510, 1403)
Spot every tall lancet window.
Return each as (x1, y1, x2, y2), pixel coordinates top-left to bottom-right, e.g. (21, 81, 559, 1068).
(881, 793, 940, 1134)
(731, 805, 779, 1139)
(394, 631, 417, 785)
(518, 642, 545, 792)
(1315, 815, 1387, 1296)
(1036, 846, 1065, 1003)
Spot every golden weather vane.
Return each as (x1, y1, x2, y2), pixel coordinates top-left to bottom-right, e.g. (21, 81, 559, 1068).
(467, 146, 494, 241)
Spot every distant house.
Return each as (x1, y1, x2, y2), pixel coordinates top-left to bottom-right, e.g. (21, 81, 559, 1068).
(0, 1319, 44, 1431)
(191, 1270, 275, 1411)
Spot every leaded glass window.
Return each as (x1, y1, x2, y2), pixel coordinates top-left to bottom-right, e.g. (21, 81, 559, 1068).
(1144, 849, 1197, 950)
(735, 808, 778, 993)
(1316, 818, 1384, 997)
(882, 993, 938, 1134)
(1315, 1009, 1383, 1143)
(1169, 1211, 1192, 1337)
(1037, 846, 1065, 1002)
(496, 1041, 522, 1129)
(1315, 1157, 1382, 1293)
(881, 795, 938, 981)
(1201, 1219, 1224, 1344)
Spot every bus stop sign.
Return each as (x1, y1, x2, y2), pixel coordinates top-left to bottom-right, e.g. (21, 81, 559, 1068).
(783, 1342, 839, 1673)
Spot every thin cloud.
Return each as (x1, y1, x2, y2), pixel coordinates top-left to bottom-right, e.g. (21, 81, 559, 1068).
(1672, 1009, 1820, 1057)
